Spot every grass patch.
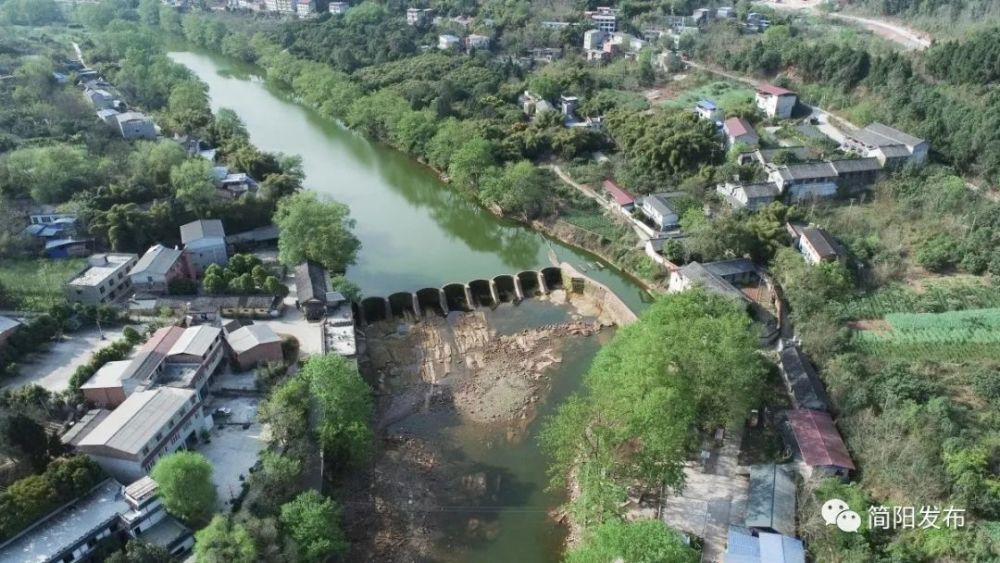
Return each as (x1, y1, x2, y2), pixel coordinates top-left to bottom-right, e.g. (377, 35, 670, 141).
(660, 80, 753, 113)
(561, 209, 623, 241)
(0, 258, 84, 311)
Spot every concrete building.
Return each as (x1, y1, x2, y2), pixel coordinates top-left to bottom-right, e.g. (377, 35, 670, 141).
(0, 479, 129, 563)
(295, 260, 330, 321)
(180, 219, 228, 275)
(28, 205, 76, 225)
(328, 1, 348, 14)
(226, 323, 283, 370)
(695, 99, 720, 121)
(130, 244, 192, 295)
(406, 7, 432, 25)
(668, 258, 757, 304)
(114, 111, 157, 140)
(585, 6, 617, 32)
(466, 34, 491, 50)
(583, 28, 607, 51)
(755, 83, 797, 119)
(295, 0, 315, 16)
(724, 116, 759, 147)
(841, 122, 928, 167)
(640, 192, 683, 230)
(264, 0, 295, 13)
(716, 181, 779, 212)
(438, 34, 461, 50)
(792, 225, 844, 265)
(120, 477, 194, 556)
(80, 325, 224, 408)
(65, 253, 138, 305)
(75, 387, 209, 482)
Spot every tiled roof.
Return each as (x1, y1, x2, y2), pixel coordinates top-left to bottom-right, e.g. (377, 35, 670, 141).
(131, 245, 183, 277)
(295, 261, 329, 304)
(725, 117, 755, 138)
(757, 83, 795, 96)
(180, 220, 225, 244)
(602, 180, 635, 206)
(779, 345, 829, 410)
(799, 227, 841, 260)
(786, 409, 855, 470)
(226, 323, 281, 355)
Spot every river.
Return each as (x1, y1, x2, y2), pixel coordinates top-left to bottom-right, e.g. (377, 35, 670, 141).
(169, 50, 649, 562)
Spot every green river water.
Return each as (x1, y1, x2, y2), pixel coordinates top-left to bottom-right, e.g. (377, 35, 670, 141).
(170, 50, 649, 562)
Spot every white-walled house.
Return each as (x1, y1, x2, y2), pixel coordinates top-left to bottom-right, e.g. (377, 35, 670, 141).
(755, 83, 797, 119)
(180, 219, 228, 275)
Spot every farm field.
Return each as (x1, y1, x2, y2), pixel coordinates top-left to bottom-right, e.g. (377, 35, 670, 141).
(852, 307, 1000, 360)
(0, 258, 84, 312)
(659, 80, 754, 113)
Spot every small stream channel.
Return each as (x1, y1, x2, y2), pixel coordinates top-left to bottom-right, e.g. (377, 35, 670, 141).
(169, 49, 651, 562)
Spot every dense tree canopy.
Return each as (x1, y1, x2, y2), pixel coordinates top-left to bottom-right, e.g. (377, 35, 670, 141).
(279, 491, 348, 561)
(274, 191, 360, 273)
(150, 451, 217, 527)
(194, 515, 257, 563)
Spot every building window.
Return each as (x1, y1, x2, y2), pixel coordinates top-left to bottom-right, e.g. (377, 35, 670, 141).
(155, 432, 163, 441)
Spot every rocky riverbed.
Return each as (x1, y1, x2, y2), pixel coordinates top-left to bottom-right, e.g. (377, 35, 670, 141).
(343, 301, 611, 562)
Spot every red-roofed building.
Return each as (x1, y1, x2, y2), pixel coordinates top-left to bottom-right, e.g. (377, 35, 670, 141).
(755, 83, 797, 119)
(723, 117, 759, 148)
(602, 180, 636, 212)
(786, 409, 855, 477)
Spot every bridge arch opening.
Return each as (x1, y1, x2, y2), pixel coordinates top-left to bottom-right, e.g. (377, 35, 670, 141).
(468, 279, 495, 308)
(361, 297, 389, 324)
(493, 275, 516, 303)
(542, 267, 563, 291)
(416, 287, 446, 317)
(443, 283, 472, 312)
(388, 292, 417, 320)
(517, 271, 541, 297)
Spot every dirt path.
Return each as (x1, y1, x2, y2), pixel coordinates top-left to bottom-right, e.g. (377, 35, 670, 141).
(757, 0, 930, 50)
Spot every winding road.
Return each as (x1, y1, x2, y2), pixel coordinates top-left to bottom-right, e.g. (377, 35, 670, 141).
(759, 0, 931, 50)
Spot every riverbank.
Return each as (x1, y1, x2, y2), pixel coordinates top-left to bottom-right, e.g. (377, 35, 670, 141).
(347, 292, 616, 562)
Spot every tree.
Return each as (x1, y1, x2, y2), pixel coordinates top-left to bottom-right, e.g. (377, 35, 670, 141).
(0, 414, 51, 472)
(150, 451, 217, 527)
(258, 376, 311, 453)
(280, 491, 348, 561)
(447, 137, 496, 190)
(107, 541, 175, 563)
(274, 192, 360, 272)
(540, 291, 767, 524)
(301, 355, 373, 465)
(479, 160, 546, 218)
(170, 159, 217, 215)
(194, 515, 257, 563)
(247, 451, 301, 515)
(167, 80, 213, 134)
(566, 519, 698, 563)
(137, 0, 160, 26)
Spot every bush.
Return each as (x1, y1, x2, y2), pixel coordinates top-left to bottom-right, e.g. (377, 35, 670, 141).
(916, 233, 961, 272)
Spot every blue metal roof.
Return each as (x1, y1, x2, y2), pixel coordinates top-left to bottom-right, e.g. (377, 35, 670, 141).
(759, 532, 806, 563)
(697, 99, 718, 110)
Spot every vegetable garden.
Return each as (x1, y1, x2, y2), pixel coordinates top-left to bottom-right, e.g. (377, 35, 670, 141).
(852, 307, 1000, 360)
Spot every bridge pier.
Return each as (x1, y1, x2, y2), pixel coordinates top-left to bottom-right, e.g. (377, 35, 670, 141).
(489, 279, 500, 306)
(513, 276, 524, 302)
(537, 271, 548, 294)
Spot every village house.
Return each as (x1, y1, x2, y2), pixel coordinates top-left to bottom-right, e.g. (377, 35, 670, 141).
(766, 157, 880, 201)
(406, 7, 433, 25)
(173, 133, 217, 161)
(131, 294, 285, 322)
(119, 477, 194, 556)
(72, 387, 211, 483)
(0, 315, 20, 348)
(585, 6, 617, 32)
(97, 108, 121, 124)
(725, 526, 806, 563)
(438, 34, 461, 50)
(114, 111, 157, 141)
(784, 408, 855, 478)
(695, 99, 720, 122)
(601, 180, 636, 213)
(717, 6, 736, 18)
(788, 224, 844, 265)
(716, 181, 779, 212)
(668, 258, 757, 304)
(264, 0, 295, 13)
(28, 205, 76, 225)
(724, 116, 759, 147)
(328, 1, 348, 14)
(80, 325, 224, 407)
(225, 322, 283, 370)
(130, 244, 193, 295)
(841, 122, 929, 167)
(779, 343, 830, 410)
(0, 479, 129, 563)
(212, 166, 259, 198)
(755, 83, 797, 119)
(295, 0, 315, 16)
(745, 463, 797, 536)
(180, 219, 228, 275)
(466, 34, 491, 50)
(66, 253, 138, 305)
(640, 192, 683, 230)
(583, 29, 607, 51)
(295, 260, 331, 321)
